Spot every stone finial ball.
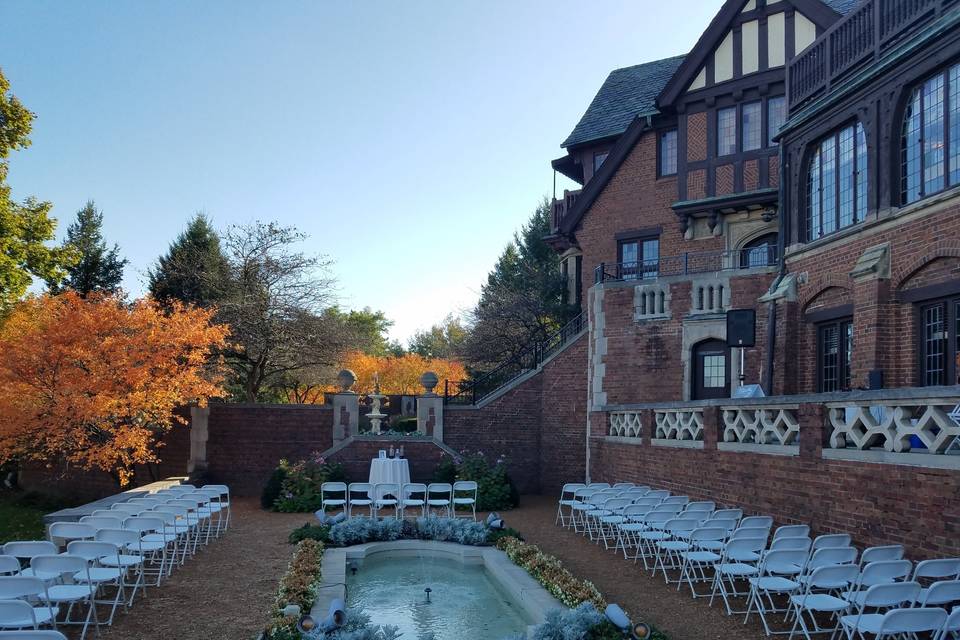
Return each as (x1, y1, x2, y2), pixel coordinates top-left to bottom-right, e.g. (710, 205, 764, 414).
(420, 371, 439, 395)
(337, 369, 357, 392)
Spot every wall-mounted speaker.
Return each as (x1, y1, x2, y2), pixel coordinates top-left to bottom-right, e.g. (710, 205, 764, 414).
(726, 309, 756, 347)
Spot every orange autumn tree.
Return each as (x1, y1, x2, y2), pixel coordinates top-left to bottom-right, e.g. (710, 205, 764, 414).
(0, 292, 229, 485)
(341, 352, 467, 395)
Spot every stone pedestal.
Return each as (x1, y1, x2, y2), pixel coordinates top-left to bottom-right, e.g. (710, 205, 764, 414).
(332, 393, 359, 442)
(188, 405, 210, 475)
(417, 396, 444, 440)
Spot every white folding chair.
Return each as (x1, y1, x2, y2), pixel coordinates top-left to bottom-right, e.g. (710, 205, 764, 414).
(65, 542, 124, 625)
(684, 501, 716, 515)
(452, 481, 478, 520)
(200, 485, 231, 531)
(94, 529, 146, 606)
(662, 496, 689, 507)
(0, 577, 57, 631)
(320, 482, 347, 517)
(810, 533, 851, 555)
(373, 483, 400, 518)
(425, 483, 452, 518)
(740, 515, 773, 530)
(786, 564, 859, 640)
(29, 555, 99, 640)
(555, 483, 585, 526)
(1, 544, 58, 582)
(0, 558, 21, 577)
(919, 579, 960, 607)
(934, 606, 960, 640)
(709, 536, 767, 615)
(838, 582, 922, 640)
(867, 607, 948, 639)
(78, 517, 124, 532)
(47, 524, 96, 549)
(122, 517, 170, 586)
(859, 545, 904, 567)
(711, 508, 743, 523)
(614, 504, 653, 558)
(769, 536, 813, 553)
(842, 560, 913, 611)
(347, 483, 375, 518)
(399, 483, 427, 520)
(772, 524, 810, 541)
(653, 518, 698, 582)
(677, 526, 727, 597)
(744, 549, 808, 635)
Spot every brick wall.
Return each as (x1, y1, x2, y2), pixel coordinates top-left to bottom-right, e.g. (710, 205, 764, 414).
(203, 403, 333, 496)
(444, 333, 589, 496)
(786, 197, 960, 392)
(687, 112, 707, 162)
(589, 406, 960, 559)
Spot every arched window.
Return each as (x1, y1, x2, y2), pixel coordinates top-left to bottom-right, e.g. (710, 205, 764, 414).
(901, 64, 960, 205)
(739, 233, 778, 268)
(806, 122, 867, 241)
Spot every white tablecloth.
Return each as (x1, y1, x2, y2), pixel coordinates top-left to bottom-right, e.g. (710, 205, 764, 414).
(368, 458, 410, 500)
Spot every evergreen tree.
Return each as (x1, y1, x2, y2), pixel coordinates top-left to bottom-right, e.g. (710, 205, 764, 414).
(461, 198, 573, 371)
(49, 200, 126, 296)
(148, 213, 229, 307)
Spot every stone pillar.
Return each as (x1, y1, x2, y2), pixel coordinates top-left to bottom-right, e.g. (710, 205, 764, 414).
(702, 405, 720, 450)
(850, 243, 891, 389)
(417, 371, 443, 441)
(188, 405, 210, 475)
(331, 369, 359, 442)
(798, 402, 828, 460)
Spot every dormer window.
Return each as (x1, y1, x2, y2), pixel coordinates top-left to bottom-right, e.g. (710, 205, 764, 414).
(593, 151, 609, 173)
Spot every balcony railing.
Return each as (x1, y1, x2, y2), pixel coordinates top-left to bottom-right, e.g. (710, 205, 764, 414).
(551, 189, 581, 232)
(444, 311, 586, 405)
(788, 0, 950, 110)
(593, 245, 778, 284)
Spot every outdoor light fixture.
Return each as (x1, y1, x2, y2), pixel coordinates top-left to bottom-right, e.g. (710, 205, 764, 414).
(485, 512, 505, 529)
(604, 604, 650, 639)
(314, 598, 347, 633)
(296, 614, 315, 633)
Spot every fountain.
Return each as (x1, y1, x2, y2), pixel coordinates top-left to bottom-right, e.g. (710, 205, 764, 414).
(367, 373, 388, 435)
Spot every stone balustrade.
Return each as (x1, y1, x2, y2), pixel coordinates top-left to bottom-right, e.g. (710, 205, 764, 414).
(826, 397, 960, 454)
(609, 411, 642, 438)
(654, 408, 704, 442)
(721, 404, 800, 446)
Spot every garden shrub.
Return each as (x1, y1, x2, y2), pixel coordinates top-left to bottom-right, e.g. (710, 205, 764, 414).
(261, 463, 288, 509)
(328, 517, 404, 546)
(487, 526, 524, 546)
(433, 449, 516, 511)
(270, 454, 346, 513)
(264, 539, 325, 640)
(392, 416, 418, 433)
(288, 523, 330, 544)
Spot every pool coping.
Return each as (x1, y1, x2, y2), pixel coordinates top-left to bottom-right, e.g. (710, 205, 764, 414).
(313, 540, 564, 632)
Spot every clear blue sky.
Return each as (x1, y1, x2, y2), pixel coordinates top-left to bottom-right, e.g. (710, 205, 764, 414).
(1, 0, 717, 343)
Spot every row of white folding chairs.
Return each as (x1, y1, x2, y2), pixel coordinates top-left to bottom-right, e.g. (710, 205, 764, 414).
(0, 537, 161, 639)
(0, 484, 231, 636)
(556, 481, 960, 638)
(319, 481, 479, 520)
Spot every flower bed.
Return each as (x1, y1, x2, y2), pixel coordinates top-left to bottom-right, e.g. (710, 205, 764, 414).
(495, 536, 605, 610)
(263, 454, 347, 513)
(263, 539, 325, 640)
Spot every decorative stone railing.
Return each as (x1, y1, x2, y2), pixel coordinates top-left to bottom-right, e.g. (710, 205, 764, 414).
(721, 404, 800, 446)
(634, 283, 670, 321)
(609, 411, 642, 438)
(826, 398, 960, 455)
(654, 408, 704, 443)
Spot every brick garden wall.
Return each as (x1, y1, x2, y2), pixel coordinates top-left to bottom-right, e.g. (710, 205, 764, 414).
(589, 406, 960, 560)
(324, 439, 447, 485)
(202, 403, 333, 496)
(444, 332, 589, 496)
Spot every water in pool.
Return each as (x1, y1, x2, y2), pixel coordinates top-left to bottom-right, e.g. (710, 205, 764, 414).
(347, 556, 529, 640)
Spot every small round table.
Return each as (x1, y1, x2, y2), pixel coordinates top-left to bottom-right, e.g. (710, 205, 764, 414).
(368, 457, 411, 500)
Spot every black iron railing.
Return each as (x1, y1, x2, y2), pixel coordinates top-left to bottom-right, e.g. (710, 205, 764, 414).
(788, 0, 949, 110)
(444, 311, 586, 405)
(593, 245, 778, 284)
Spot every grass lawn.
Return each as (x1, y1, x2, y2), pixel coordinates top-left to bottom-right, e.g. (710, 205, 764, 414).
(0, 492, 55, 543)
